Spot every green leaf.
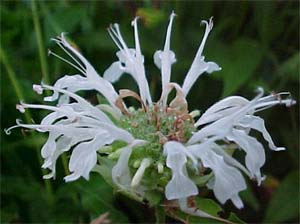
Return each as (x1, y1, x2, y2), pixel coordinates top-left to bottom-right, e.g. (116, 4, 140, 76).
(207, 39, 263, 97)
(264, 171, 299, 222)
(195, 198, 223, 217)
(228, 212, 246, 224)
(254, 2, 284, 46)
(144, 190, 163, 207)
(94, 156, 115, 186)
(192, 173, 213, 187)
(221, 39, 263, 97)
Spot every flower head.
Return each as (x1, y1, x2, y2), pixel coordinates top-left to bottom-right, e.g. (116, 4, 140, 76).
(6, 12, 295, 218)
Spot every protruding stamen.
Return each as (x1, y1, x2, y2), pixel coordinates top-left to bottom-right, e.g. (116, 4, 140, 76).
(48, 49, 85, 74)
(107, 26, 123, 51)
(51, 36, 86, 71)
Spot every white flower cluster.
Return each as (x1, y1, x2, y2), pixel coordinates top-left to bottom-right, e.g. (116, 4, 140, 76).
(7, 12, 295, 216)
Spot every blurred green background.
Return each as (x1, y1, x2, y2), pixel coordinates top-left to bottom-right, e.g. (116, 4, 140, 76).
(1, 1, 299, 223)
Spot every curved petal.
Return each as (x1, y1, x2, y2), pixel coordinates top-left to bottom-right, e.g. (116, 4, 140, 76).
(163, 141, 198, 200)
(227, 129, 265, 185)
(238, 115, 285, 151)
(65, 131, 113, 182)
(103, 61, 124, 83)
(188, 143, 246, 208)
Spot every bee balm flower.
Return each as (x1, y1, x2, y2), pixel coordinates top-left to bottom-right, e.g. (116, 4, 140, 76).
(6, 12, 295, 219)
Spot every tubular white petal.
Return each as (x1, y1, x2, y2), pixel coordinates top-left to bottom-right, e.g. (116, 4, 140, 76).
(182, 17, 221, 96)
(154, 12, 177, 98)
(195, 96, 249, 126)
(112, 146, 133, 187)
(112, 140, 146, 188)
(107, 20, 152, 105)
(231, 195, 244, 209)
(41, 84, 113, 124)
(163, 141, 198, 200)
(189, 88, 264, 144)
(131, 158, 151, 188)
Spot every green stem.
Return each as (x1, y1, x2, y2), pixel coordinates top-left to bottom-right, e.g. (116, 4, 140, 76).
(155, 205, 166, 224)
(0, 45, 53, 196)
(31, 0, 71, 179)
(31, 0, 50, 84)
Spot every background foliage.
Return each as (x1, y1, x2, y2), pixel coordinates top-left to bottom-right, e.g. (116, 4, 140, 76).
(1, 1, 299, 223)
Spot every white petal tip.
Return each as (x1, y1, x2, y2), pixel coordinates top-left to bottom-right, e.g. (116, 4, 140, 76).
(274, 147, 285, 151)
(33, 84, 43, 94)
(16, 104, 25, 113)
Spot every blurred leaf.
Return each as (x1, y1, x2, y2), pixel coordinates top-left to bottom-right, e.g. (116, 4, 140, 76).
(1, 176, 53, 222)
(137, 8, 165, 28)
(75, 174, 129, 223)
(278, 52, 300, 81)
(207, 38, 263, 97)
(254, 3, 283, 46)
(42, 5, 89, 40)
(240, 181, 260, 211)
(264, 170, 299, 222)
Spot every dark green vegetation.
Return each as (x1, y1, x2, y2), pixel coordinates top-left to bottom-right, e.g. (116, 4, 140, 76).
(1, 1, 299, 223)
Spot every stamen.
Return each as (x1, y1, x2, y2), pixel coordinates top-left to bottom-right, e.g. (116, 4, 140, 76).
(107, 27, 123, 51)
(54, 41, 86, 71)
(112, 24, 131, 55)
(48, 49, 86, 74)
(4, 125, 20, 135)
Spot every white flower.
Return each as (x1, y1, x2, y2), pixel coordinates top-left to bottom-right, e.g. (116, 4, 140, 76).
(6, 12, 295, 218)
